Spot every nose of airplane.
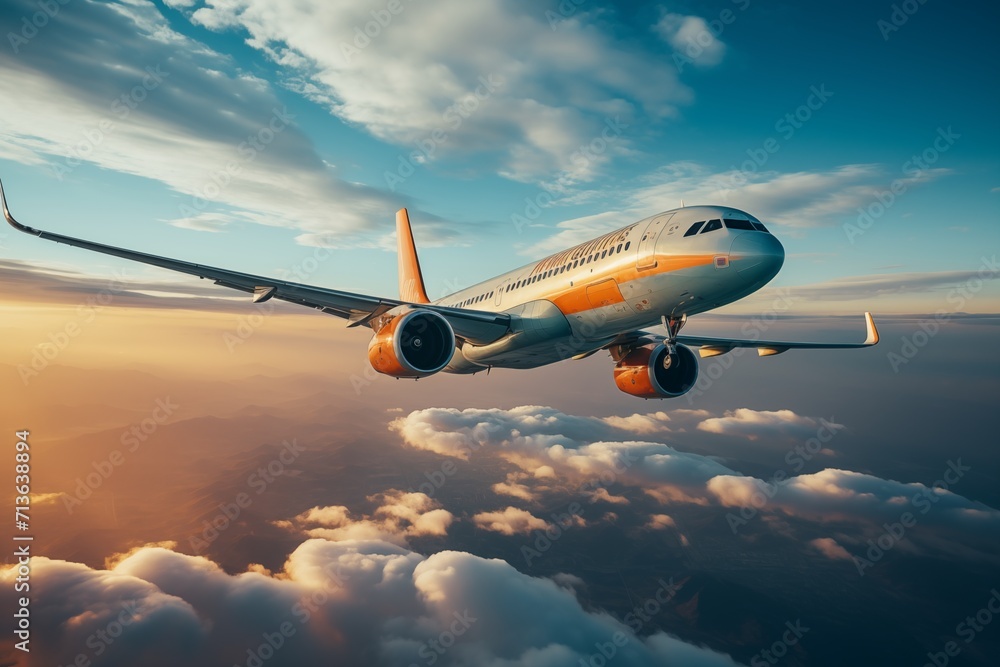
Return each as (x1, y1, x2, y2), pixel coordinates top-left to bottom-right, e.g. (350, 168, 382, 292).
(729, 232, 784, 283)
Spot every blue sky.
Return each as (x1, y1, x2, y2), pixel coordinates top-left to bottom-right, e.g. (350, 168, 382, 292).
(1, 0, 997, 312)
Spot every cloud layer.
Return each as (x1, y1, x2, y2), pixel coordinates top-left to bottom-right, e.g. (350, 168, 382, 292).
(177, 0, 701, 185)
(0, 0, 421, 246)
(390, 405, 1000, 562)
(3, 540, 743, 667)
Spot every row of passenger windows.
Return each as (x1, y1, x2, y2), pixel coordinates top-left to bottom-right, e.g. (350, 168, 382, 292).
(505, 240, 632, 293)
(683, 218, 769, 237)
(445, 240, 634, 308)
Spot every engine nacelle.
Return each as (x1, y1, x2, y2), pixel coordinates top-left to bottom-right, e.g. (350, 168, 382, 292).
(613, 344, 699, 398)
(368, 308, 456, 378)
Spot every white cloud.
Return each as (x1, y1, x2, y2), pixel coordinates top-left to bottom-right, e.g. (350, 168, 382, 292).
(587, 487, 630, 505)
(0, 0, 430, 247)
(602, 411, 672, 435)
(522, 161, 952, 256)
(809, 537, 852, 561)
(389, 406, 746, 505)
(290, 490, 453, 545)
(178, 0, 693, 185)
(655, 14, 726, 67)
(0, 540, 746, 666)
(646, 514, 677, 530)
(698, 408, 843, 442)
(493, 473, 540, 502)
(472, 506, 550, 535)
(392, 406, 1000, 562)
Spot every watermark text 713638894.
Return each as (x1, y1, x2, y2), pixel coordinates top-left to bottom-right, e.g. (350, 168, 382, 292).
(13, 429, 33, 654)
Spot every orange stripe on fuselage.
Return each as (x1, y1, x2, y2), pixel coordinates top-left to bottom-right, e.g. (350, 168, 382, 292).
(549, 254, 716, 315)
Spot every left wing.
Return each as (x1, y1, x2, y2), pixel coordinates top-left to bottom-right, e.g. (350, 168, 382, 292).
(1, 180, 510, 345)
(608, 312, 879, 358)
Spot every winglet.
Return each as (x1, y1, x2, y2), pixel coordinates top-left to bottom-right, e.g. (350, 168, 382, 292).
(0, 179, 41, 236)
(863, 312, 879, 346)
(396, 208, 430, 304)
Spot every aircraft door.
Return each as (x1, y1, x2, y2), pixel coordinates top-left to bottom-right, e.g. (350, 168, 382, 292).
(635, 214, 673, 270)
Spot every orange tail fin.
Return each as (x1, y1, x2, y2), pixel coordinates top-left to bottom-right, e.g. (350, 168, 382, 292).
(396, 208, 430, 304)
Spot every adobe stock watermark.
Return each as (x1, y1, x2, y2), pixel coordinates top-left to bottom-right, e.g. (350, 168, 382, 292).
(223, 245, 337, 352)
(877, 0, 930, 41)
(349, 278, 466, 395)
(17, 269, 130, 386)
(51, 65, 169, 181)
(384, 74, 504, 191)
(726, 417, 843, 533)
(886, 255, 998, 373)
(189, 438, 305, 552)
(685, 289, 796, 404)
(407, 610, 477, 667)
(708, 85, 832, 201)
(554, 308, 610, 361)
(844, 126, 959, 244)
(56, 600, 145, 667)
(546, 0, 588, 30)
(177, 106, 295, 222)
(522, 450, 638, 567)
(62, 397, 179, 514)
(510, 115, 629, 233)
(339, 0, 418, 62)
(579, 576, 684, 667)
(520, 501, 586, 567)
(852, 458, 970, 575)
(748, 620, 810, 666)
(7, 0, 72, 54)
(235, 559, 350, 667)
(922, 589, 1000, 667)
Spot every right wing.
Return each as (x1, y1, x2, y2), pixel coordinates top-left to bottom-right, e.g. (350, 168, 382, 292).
(1, 180, 510, 344)
(676, 312, 879, 356)
(606, 312, 879, 358)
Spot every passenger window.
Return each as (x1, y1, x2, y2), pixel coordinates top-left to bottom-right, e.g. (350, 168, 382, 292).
(702, 219, 722, 233)
(684, 221, 704, 237)
(601, 250, 607, 259)
(624, 242, 630, 250)
(617, 243, 623, 252)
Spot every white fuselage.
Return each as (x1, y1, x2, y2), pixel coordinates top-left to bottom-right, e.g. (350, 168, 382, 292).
(435, 206, 785, 371)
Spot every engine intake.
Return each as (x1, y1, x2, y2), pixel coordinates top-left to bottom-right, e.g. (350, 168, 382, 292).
(613, 344, 699, 398)
(368, 309, 455, 378)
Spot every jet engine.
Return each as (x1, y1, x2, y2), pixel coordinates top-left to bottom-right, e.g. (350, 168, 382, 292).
(613, 344, 698, 398)
(368, 308, 455, 378)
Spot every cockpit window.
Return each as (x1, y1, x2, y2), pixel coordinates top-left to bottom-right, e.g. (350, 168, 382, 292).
(724, 218, 755, 231)
(702, 219, 723, 233)
(751, 222, 769, 233)
(683, 221, 704, 237)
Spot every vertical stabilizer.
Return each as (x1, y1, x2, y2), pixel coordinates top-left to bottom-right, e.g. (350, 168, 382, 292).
(396, 208, 430, 304)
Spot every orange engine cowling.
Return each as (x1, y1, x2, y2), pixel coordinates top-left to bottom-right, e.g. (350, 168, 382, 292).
(368, 309, 456, 378)
(613, 344, 699, 398)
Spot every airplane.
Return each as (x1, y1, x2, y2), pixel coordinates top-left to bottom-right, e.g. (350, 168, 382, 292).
(1, 180, 878, 398)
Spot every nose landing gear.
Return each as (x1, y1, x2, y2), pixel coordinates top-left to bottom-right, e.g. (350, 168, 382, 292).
(661, 314, 687, 370)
